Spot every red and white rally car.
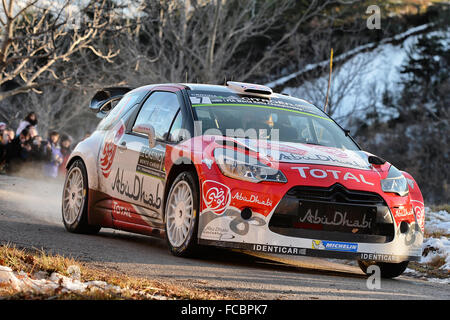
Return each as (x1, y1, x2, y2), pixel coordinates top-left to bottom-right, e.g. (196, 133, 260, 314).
(62, 82, 425, 278)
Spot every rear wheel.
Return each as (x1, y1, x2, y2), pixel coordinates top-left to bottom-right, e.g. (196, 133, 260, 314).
(165, 171, 200, 257)
(62, 160, 100, 234)
(358, 260, 409, 279)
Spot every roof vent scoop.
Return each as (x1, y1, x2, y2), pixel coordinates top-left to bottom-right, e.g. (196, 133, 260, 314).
(226, 81, 273, 95)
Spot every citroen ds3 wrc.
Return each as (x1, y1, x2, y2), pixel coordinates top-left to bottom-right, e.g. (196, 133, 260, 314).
(62, 81, 425, 278)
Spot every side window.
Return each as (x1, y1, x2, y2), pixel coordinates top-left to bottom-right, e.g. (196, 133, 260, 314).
(97, 92, 142, 131)
(167, 111, 185, 143)
(133, 91, 180, 141)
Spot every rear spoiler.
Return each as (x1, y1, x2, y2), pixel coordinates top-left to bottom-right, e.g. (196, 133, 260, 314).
(89, 87, 133, 117)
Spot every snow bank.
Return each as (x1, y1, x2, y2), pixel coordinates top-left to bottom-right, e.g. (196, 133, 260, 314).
(279, 26, 449, 127)
(405, 207, 450, 281)
(421, 237, 450, 271)
(424, 207, 450, 236)
(0, 265, 168, 299)
(265, 24, 431, 88)
(0, 265, 121, 295)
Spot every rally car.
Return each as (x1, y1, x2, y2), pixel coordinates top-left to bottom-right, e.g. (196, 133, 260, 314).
(62, 81, 425, 278)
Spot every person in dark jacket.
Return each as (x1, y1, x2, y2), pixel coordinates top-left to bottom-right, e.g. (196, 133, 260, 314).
(5, 128, 32, 174)
(28, 135, 48, 172)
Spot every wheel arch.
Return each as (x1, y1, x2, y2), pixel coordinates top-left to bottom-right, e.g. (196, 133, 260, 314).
(163, 159, 200, 221)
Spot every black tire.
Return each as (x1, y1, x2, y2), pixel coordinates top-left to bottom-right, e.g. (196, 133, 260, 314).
(62, 160, 101, 234)
(358, 260, 409, 279)
(164, 171, 200, 257)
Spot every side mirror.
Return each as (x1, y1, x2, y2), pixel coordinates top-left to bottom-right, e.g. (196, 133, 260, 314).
(133, 124, 156, 148)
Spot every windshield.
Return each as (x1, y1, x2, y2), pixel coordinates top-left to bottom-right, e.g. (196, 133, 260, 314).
(188, 90, 359, 151)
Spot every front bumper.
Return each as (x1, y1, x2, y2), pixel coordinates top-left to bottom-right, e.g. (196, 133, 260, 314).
(198, 159, 424, 263)
(198, 185, 423, 263)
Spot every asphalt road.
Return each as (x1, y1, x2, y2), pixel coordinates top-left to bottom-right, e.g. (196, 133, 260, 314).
(0, 174, 448, 300)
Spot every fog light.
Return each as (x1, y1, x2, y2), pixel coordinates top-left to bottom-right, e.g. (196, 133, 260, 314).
(241, 207, 252, 220)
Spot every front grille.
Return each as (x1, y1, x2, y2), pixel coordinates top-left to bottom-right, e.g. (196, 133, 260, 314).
(269, 184, 395, 243)
(286, 184, 385, 206)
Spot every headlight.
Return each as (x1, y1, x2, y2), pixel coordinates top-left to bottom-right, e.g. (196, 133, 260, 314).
(213, 148, 287, 183)
(380, 165, 409, 197)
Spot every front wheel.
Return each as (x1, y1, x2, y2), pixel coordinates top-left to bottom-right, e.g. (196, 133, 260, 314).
(358, 260, 409, 279)
(62, 160, 100, 234)
(164, 171, 200, 257)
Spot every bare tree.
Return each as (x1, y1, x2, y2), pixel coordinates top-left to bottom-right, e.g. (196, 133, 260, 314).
(121, 0, 338, 85)
(0, 0, 119, 101)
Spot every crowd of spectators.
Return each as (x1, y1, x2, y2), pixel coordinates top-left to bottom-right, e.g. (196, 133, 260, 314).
(0, 112, 74, 178)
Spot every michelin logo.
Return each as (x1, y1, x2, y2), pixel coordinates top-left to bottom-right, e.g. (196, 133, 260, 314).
(312, 240, 358, 252)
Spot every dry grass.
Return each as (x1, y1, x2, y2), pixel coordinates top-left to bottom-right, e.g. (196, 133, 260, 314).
(430, 204, 450, 213)
(424, 231, 449, 239)
(407, 261, 449, 279)
(0, 244, 231, 300)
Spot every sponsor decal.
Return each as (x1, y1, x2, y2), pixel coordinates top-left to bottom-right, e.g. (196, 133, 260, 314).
(112, 200, 132, 218)
(360, 253, 395, 262)
(283, 153, 369, 170)
(232, 192, 273, 207)
(308, 145, 349, 158)
(392, 206, 414, 218)
(252, 244, 307, 255)
(202, 226, 235, 241)
(99, 123, 125, 178)
(190, 93, 320, 115)
(111, 168, 162, 210)
(299, 208, 372, 229)
(275, 145, 308, 156)
(229, 211, 265, 235)
(136, 146, 165, 179)
(292, 166, 374, 185)
(312, 240, 358, 252)
(202, 180, 231, 215)
(413, 206, 425, 232)
(200, 208, 266, 238)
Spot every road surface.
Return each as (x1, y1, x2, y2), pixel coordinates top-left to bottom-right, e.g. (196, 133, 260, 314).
(0, 174, 448, 300)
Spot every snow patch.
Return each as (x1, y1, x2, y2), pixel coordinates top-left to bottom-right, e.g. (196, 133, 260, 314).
(0, 265, 168, 299)
(421, 237, 450, 270)
(278, 26, 449, 128)
(424, 207, 450, 236)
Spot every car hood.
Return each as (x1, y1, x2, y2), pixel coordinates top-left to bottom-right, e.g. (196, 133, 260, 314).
(230, 138, 375, 171)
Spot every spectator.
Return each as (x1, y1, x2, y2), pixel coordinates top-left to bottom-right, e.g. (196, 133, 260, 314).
(42, 131, 63, 178)
(0, 123, 7, 172)
(16, 112, 38, 137)
(29, 135, 47, 171)
(4, 128, 15, 144)
(59, 135, 73, 175)
(5, 128, 32, 174)
(27, 125, 38, 139)
(0, 122, 6, 144)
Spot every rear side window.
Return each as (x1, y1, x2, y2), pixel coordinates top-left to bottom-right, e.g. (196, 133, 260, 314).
(97, 92, 143, 131)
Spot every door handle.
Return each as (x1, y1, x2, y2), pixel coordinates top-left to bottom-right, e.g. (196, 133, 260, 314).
(118, 141, 127, 150)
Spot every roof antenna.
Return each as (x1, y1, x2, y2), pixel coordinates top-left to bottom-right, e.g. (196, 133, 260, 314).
(324, 48, 333, 114)
(185, 71, 188, 83)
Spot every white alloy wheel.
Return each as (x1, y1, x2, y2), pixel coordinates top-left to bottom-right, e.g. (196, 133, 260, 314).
(166, 180, 194, 247)
(63, 166, 85, 225)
